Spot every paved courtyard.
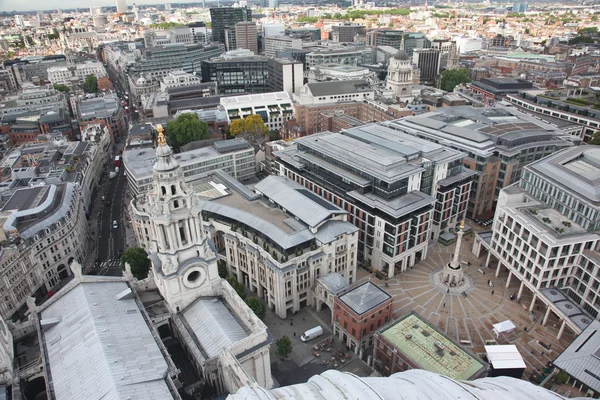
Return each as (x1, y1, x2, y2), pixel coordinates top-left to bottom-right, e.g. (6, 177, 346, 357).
(360, 234, 578, 380)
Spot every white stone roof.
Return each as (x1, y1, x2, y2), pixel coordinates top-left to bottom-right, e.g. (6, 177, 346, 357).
(182, 298, 248, 358)
(39, 281, 173, 400)
(229, 369, 570, 399)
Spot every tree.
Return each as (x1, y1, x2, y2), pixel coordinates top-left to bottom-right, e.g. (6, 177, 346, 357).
(83, 74, 98, 93)
(149, 22, 185, 29)
(121, 247, 151, 280)
(555, 370, 569, 385)
(228, 114, 268, 137)
(589, 131, 600, 145)
(440, 68, 471, 92)
(245, 297, 267, 319)
(275, 336, 292, 359)
(217, 259, 228, 279)
(227, 276, 247, 299)
(569, 35, 595, 45)
(53, 84, 70, 93)
(165, 113, 209, 151)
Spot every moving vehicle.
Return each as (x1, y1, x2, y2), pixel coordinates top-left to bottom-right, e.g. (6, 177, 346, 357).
(109, 171, 118, 179)
(113, 220, 118, 229)
(114, 156, 121, 167)
(300, 326, 323, 342)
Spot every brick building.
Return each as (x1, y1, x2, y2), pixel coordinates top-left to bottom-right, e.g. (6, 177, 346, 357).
(333, 281, 392, 353)
(292, 101, 394, 135)
(373, 312, 487, 380)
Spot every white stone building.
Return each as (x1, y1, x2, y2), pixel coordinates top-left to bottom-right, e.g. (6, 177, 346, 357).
(264, 36, 302, 58)
(160, 70, 202, 91)
(47, 61, 107, 86)
(79, 124, 112, 213)
(129, 130, 273, 393)
(386, 49, 413, 102)
(0, 182, 88, 319)
(473, 146, 600, 341)
(293, 80, 375, 106)
(221, 91, 295, 131)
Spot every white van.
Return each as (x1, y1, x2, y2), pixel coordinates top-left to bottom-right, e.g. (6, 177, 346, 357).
(301, 326, 324, 342)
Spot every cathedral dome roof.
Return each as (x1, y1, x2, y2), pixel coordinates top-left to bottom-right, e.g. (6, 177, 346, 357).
(394, 49, 410, 61)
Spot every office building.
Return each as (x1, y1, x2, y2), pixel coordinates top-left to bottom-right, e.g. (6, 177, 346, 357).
(263, 23, 286, 37)
(331, 23, 366, 43)
(373, 312, 487, 379)
(292, 101, 394, 135)
(286, 27, 321, 42)
(201, 55, 269, 95)
(116, 0, 127, 13)
(0, 182, 88, 319)
(469, 78, 533, 101)
(553, 320, 600, 397)
(123, 138, 255, 197)
(221, 91, 294, 131)
(14, 15, 24, 27)
(305, 46, 373, 70)
(159, 70, 202, 91)
(125, 43, 224, 81)
(0, 85, 68, 117)
(197, 174, 359, 319)
(1, 107, 72, 143)
(333, 282, 393, 352)
(367, 30, 430, 57)
(76, 94, 127, 143)
(229, 368, 578, 400)
(264, 36, 302, 58)
(307, 65, 375, 83)
(235, 21, 258, 54)
(294, 80, 375, 106)
(267, 58, 303, 96)
(275, 124, 474, 276)
(512, 2, 528, 12)
(506, 91, 600, 140)
(384, 105, 578, 219)
(144, 28, 194, 47)
(412, 48, 441, 85)
(473, 147, 600, 340)
(210, 7, 252, 46)
(131, 133, 357, 321)
(48, 60, 107, 86)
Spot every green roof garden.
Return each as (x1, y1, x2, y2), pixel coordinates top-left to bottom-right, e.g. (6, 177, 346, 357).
(380, 312, 486, 380)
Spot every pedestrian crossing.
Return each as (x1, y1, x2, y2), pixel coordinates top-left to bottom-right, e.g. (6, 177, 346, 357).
(94, 259, 123, 276)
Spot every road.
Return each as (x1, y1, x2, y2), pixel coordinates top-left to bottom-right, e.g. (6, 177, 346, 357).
(96, 165, 127, 274)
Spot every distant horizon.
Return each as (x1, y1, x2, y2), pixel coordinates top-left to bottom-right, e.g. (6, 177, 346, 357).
(0, 0, 222, 13)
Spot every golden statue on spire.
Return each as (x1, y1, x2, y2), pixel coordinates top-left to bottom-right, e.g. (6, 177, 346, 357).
(460, 219, 465, 231)
(156, 124, 166, 146)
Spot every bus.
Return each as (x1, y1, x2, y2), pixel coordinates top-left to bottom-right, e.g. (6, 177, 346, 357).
(114, 156, 121, 168)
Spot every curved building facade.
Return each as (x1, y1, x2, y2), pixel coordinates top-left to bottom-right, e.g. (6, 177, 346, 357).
(227, 369, 572, 400)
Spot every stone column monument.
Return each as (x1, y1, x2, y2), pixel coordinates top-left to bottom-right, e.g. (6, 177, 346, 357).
(442, 220, 466, 286)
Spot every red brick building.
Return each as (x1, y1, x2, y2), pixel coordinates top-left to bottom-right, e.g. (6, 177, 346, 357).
(333, 281, 393, 353)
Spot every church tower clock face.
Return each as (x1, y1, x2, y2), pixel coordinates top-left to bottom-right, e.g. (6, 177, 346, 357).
(183, 266, 207, 289)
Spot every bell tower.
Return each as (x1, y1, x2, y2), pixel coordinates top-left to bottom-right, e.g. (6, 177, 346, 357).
(145, 125, 221, 312)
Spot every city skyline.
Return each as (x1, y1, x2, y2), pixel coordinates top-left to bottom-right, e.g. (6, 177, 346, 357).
(0, 0, 209, 12)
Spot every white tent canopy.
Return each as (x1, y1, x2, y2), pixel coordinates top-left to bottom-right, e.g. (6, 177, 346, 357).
(484, 345, 526, 369)
(492, 320, 516, 337)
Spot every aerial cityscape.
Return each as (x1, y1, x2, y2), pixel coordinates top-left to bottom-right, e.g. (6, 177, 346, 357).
(0, 0, 600, 399)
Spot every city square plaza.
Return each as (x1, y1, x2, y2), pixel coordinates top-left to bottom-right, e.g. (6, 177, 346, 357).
(357, 226, 579, 380)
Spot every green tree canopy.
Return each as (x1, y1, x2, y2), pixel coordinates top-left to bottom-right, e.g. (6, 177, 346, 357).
(440, 68, 471, 92)
(569, 35, 595, 45)
(150, 22, 185, 29)
(217, 259, 228, 279)
(297, 16, 318, 23)
(245, 297, 267, 319)
(53, 84, 70, 93)
(165, 113, 209, 151)
(229, 114, 268, 137)
(227, 276, 247, 299)
(121, 247, 151, 280)
(589, 131, 600, 145)
(83, 74, 98, 93)
(275, 336, 292, 359)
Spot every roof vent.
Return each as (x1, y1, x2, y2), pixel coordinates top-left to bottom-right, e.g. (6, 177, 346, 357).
(116, 288, 133, 300)
(435, 341, 445, 351)
(40, 317, 62, 330)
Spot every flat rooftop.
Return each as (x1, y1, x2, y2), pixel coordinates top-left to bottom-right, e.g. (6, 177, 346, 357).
(306, 80, 372, 97)
(39, 281, 173, 399)
(295, 132, 423, 182)
(385, 105, 568, 155)
(526, 146, 600, 204)
(181, 297, 249, 359)
(2, 185, 50, 211)
(339, 281, 391, 315)
(379, 312, 486, 381)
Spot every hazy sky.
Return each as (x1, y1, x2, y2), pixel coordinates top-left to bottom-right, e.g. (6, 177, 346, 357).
(0, 0, 196, 13)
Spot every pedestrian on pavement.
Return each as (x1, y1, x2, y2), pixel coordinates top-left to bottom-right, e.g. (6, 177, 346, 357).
(447, 288, 449, 293)
(443, 303, 446, 307)
(294, 332, 296, 337)
(491, 290, 494, 296)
